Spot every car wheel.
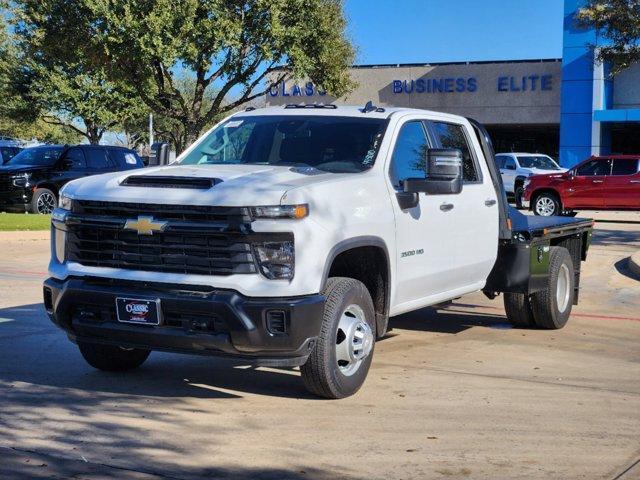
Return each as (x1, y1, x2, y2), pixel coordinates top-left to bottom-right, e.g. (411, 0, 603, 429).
(31, 188, 57, 214)
(530, 247, 574, 329)
(78, 342, 150, 371)
(301, 277, 376, 399)
(504, 292, 535, 328)
(515, 185, 525, 209)
(533, 192, 559, 216)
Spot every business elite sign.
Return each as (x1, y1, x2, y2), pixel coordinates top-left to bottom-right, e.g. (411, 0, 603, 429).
(269, 74, 554, 98)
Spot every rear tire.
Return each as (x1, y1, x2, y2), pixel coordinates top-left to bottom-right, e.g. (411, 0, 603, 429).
(31, 188, 57, 214)
(301, 277, 376, 399)
(79, 342, 150, 371)
(533, 192, 560, 216)
(504, 293, 535, 328)
(514, 185, 525, 209)
(530, 247, 574, 329)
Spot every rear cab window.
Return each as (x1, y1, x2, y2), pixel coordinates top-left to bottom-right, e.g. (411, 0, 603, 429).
(428, 121, 481, 182)
(611, 158, 639, 176)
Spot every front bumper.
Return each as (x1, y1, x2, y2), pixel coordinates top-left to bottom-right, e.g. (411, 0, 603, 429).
(0, 187, 32, 212)
(43, 277, 326, 367)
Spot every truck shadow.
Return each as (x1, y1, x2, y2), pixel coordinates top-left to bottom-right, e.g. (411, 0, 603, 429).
(389, 303, 509, 335)
(591, 228, 640, 249)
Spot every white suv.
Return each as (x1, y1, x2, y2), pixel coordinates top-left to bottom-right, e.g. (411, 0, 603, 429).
(495, 153, 566, 208)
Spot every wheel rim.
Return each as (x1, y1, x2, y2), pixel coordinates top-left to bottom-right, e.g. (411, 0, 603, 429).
(335, 304, 374, 377)
(556, 263, 571, 313)
(36, 192, 56, 214)
(535, 196, 555, 216)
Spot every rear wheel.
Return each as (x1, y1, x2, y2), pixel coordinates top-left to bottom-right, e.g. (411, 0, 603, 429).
(530, 247, 574, 329)
(79, 342, 150, 371)
(514, 185, 525, 209)
(533, 192, 560, 216)
(301, 277, 376, 399)
(504, 293, 535, 327)
(31, 188, 57, 214)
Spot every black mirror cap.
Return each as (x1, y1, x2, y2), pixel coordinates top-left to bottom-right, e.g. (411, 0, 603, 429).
(404, 177, 462, 195)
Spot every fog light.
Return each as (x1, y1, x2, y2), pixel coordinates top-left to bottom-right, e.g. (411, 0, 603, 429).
(254, 241, 294, 280)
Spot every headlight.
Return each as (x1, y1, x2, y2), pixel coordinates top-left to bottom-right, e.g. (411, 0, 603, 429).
(523, 178, 531, 189)
(58, 192, 72, 210)
(11, 173, 31, 187)
(254, 241, 294, 280)
(251, 204, 308, 220)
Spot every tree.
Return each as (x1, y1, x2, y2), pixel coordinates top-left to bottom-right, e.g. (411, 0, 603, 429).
(0, 7, 81, 143)
(577, 0, 640, 74)
(10, 1, 146, 144)
(14, 0, 355, 150)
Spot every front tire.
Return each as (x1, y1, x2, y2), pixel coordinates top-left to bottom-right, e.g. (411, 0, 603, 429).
(301, 277, 376, 399)
(79, 342, 150, 371)
(530, 247, 574, 329)
(31, 188, 57, 214)
(533, 192, 560, 216)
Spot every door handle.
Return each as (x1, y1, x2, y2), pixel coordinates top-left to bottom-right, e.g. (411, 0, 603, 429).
(439, 203, 454, 212)
(592, 179, 603, 183)
(630, 180, 640, 184)
(485, 199, 497, 207)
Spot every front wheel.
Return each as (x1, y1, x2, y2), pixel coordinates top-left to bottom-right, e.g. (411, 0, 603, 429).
(533, 192, 560, 216)
(301, 277, 376, 399)
(79, 342, 150, 371)
(31, 188, 57, 214)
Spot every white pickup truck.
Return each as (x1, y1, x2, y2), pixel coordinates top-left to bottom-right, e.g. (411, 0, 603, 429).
(44, 104, 593, 398)
(495, 152, 566, 208)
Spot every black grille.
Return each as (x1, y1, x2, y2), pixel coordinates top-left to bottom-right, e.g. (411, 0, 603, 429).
(0, 174, 13, 191)
(66, 224, 258, 276)
(74, 200, 252, 224)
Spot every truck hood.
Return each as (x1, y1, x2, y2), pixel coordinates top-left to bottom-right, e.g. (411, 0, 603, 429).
(63, 164, 338, 206)
(528, 167, 567, 175)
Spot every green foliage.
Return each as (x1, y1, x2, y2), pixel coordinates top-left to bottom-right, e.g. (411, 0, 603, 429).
(577, 0, 640, 75)
(13, 0, 355, 151)
(9, 0, 146, 144)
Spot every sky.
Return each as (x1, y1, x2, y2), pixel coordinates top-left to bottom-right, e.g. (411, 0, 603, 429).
(344, 0, 564, 65)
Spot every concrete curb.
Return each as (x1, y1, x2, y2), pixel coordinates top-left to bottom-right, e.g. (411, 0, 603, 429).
(629, 251, 640, 279)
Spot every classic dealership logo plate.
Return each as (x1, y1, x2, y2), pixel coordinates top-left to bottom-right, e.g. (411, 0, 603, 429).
(123, 216, 168, 235)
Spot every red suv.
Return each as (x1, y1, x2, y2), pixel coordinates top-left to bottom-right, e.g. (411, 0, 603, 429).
(522, 155, 640, 216)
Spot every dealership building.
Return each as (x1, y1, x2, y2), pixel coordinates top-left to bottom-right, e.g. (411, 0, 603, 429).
(266, 0, 640, 168)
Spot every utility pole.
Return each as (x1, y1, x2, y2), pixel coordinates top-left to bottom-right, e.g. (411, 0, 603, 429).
(149, 113, 154, 146)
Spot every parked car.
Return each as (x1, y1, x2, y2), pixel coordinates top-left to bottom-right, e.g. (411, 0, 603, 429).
(522, 155, 640, 216)
(495, 153, 566, 208)
(0, 138, 23, 165)
(43, 105, 593, 398)
(0, 144, 144, 214)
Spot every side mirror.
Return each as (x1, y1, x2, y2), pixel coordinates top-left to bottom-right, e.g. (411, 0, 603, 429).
(60, 159, 73, 170)
(405, 148, 463, 195)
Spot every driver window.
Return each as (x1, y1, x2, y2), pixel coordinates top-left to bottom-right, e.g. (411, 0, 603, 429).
(505, 158, 516, 170)
(389, 121, 429, 188)
(62, 148, 86, 169)
(576, 159, 611, 176)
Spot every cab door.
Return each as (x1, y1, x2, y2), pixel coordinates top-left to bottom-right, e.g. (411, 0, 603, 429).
(605, 158, 640, 208)
(388, 119, 459, 305)
(568, 158, 611, 209)
(501, 156, 518, 193)
(387, 117, 498, 309)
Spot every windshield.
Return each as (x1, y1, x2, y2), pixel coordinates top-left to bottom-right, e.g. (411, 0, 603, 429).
(6, 146, 63, 167)
(179, 115, 387, 173)
(517, 155, 560, 170)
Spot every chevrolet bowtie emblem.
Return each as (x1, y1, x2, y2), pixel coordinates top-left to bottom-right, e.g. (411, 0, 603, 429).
(123, 216, 168, 235)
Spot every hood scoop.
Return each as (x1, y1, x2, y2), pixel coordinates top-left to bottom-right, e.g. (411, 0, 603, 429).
(121, 175, 222, 189)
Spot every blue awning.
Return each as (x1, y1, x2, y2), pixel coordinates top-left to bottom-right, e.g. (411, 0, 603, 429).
(593, 109, 640, 122)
